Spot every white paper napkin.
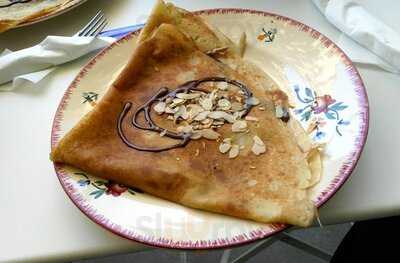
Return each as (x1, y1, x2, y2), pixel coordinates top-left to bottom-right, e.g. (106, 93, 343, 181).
(313, 0, 400, 74)
(0, 36, 115, 91)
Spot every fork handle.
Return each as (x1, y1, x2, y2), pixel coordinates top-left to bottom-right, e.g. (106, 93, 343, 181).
(99, 24, 145, 39)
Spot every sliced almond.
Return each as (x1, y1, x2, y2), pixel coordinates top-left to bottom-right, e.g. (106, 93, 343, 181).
(176, 92, 201, 100)
(213, 120, 225, 126)
(177, 125, 193, 134)
(253, 135, 264, 146)
(252, 136, 266, 155)
(206, 46, 229, 56)
(201, 129, 220, 140)
(228, 145, 240, 159)
(247, 179, 258, 187)
(245, 116, 259, 122)
(223, 138, 232, 143)
(217, 82, 228, 91)
(208, 111, 235, 123)
(170, 98, 185, 108)
(232, 120, 248, 132)
(246, 96, 260, 106)
(275, 105, 284, 118)
(190, 131, 202, 140)
(165, 106, 178, 114)
(201, 118, 212, 125)
(219, 142, 231, 154)
(200, 97, 213, 111)
(154, 101, 166, 114)
(231, 102, 244, 112)
(174, 105, 188, 120)
(167, 115, 174, 120)
(187, 104, 204, 119)
(194, 110, 210, 121)
(217, 98, 231, 110)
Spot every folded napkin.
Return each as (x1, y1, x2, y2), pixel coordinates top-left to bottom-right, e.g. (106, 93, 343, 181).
(313, 0, 400, 74)
(0, 24, 145, 91)
(0, 36, 114, 91)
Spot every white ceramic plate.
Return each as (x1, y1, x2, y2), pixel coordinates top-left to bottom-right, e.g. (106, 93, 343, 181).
(51, 9, 369, 249)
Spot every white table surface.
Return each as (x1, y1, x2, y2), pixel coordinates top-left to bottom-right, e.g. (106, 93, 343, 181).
(1, 0, 400, 262)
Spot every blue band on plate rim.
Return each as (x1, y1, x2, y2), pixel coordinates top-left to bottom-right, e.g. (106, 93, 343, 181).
(99, 24, 145, 39)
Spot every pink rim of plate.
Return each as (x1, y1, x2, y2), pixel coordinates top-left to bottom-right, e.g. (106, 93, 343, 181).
(51, 8, 369, 250)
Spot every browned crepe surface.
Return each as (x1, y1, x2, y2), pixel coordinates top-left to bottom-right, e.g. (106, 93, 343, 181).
(51, 22, 315, 227)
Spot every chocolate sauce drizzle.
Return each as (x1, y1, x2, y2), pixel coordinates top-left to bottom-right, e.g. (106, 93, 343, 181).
(0, 0, 33, 8)
(117, 77, 254, 152)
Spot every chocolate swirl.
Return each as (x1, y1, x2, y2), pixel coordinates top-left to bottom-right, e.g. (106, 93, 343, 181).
(117, 77, 254, 152)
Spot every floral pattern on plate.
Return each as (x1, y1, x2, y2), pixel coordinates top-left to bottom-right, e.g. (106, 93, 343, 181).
(293, 85, 350, 140)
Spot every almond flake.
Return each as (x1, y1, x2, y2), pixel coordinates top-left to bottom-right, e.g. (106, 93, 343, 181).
(253, 135, 264, 146)
(154, 102, 166, 114)
(190, 131, 202, 140)
(194, 110, 210, 121)
(245, 116, 259, 122)
(219, 142, 231, 154)
(170, 98, 185, 108)
(217, 99, 231, 110)
(213, 120, 225, 126)
(228, 145, 240, 159)
(250, 166, 256, 169)
(187, 104, 204, 119)
(275, 105, 284, 118)
(258, 106, 265, 111)
(176, 92, 201, 100)
(208, 111, 235, 123)
(223, 138, 232, 143)
(200, 97, 213, 111)
(252, 136, 266, 155)
(217, 82, 228, 91)
(231, 102, 244, 112)
(167, 115, 174, 120)
(201, 118, 212, 125)
(195, 149, 200, 156)
(176, 157, 181, 161)
(246, 96, 260, 106)
(177, 125, 193, 134)
(165, 106, 178, 114)
(201, 129, 220, 140)
(174, 105, 188, 120)
(247, 179, 258, 187)
(232, 120, 248, 132)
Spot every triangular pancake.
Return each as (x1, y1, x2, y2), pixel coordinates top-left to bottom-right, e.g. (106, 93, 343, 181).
(51, 21, 315, 227)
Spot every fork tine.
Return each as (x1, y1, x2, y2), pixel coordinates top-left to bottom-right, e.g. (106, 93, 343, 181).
(85, 17, 107, 37)
(77, 11, 103, 36)
(90, 20, 108, 37)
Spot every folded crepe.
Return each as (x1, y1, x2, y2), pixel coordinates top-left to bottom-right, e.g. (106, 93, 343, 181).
(0, 0, 74, 33)
(51, 1, 320, 227)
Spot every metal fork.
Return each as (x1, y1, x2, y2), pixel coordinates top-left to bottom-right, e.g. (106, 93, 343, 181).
(74, 11, 108, 37)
